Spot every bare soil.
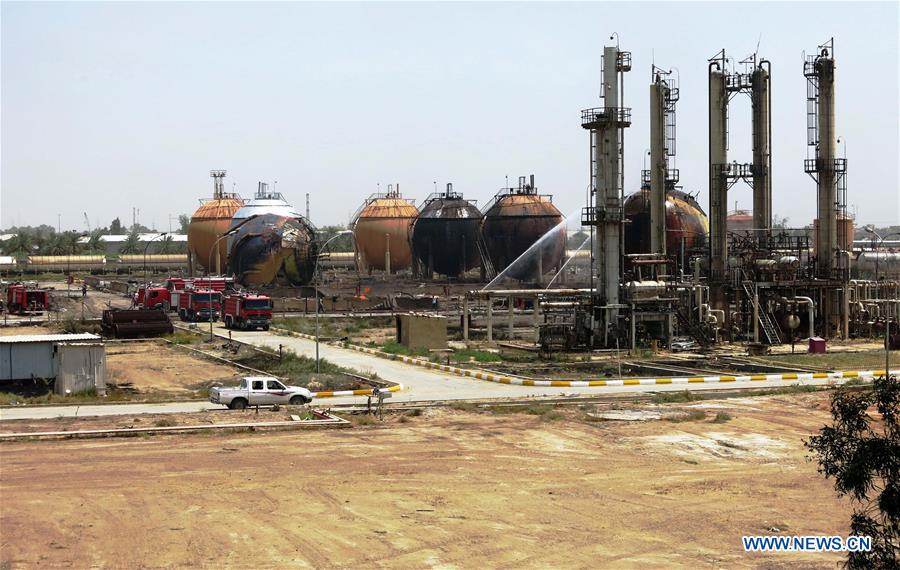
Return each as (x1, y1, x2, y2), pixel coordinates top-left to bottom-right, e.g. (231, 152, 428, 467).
(106, 342, 242, 397)
(0, 393, 851, 568)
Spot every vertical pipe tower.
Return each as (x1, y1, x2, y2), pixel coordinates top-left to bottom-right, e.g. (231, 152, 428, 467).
(708, 52, 728, 286)
(751, 61, 772, 246)
(649, 72, 667, 255)
(581, 43, 632, 345)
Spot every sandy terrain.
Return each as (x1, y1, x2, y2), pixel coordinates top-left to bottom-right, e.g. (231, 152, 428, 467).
(0, 393, 851, 569)
(0, 326, 52, 337)
(106, 342, 241, 396)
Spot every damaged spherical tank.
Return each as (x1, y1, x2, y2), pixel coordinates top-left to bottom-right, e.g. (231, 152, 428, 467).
(187, 171, 244, 273)
(481, 175, 565, 280)
(227, 183, 318, 287)
(623, 188, 709, 255)
(411, 184, 483, 277)
(352, 185, 417, 273)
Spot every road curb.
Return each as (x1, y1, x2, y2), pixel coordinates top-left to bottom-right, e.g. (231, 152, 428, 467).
(310, 383, 403, 399)
(337, 341, 898, 388)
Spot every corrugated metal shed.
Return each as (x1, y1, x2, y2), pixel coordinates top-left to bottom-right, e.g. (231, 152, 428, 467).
(0, 334, 105, 385)
(0, 334, 100, 344)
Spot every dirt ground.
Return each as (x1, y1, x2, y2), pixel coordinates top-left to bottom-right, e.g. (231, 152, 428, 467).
(0, 325, 52, 336)
(106, 341, 241, 397)
(0, 393, 852, 568)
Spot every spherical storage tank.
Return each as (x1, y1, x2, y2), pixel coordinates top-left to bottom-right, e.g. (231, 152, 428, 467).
(352, 185, 417, 273)
(623, 188, 709, 255)
(481, 175, 565, 280)
(188, 171, 244, 273)
(411, 184, 483, 277)
(227, 182, 318, 287)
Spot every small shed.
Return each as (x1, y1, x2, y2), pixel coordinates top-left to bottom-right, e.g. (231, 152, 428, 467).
(0, 333, 106, 395)
(396, 313, 447, 351)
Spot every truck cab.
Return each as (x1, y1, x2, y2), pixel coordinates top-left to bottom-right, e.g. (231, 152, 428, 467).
(178, 289, 223, 322)
(135, 286, 170, 310)
(223, 293, 273, 331)
(5, 283, 50, 314)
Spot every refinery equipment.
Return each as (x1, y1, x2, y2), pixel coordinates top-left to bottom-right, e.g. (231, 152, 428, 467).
(351, 185, 417, 274)
(101, 308, 174, 338)
(227, 182, 318, 287)
(581, 43, 632, 345)
(187, 171, 244, 274)
(480, 175, 565, 282)
(623, 188, 709, 262)
(411, 183, 485, 279)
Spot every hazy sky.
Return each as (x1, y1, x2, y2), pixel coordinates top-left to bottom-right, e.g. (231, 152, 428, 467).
(2, 1, 898, 232)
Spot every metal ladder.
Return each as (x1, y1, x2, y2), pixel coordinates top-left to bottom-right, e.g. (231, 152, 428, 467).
(476, 235, 496, 280)
(742, 281, 782, 345)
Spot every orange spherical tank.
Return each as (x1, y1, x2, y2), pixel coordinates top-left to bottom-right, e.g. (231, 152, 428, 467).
(188, 198, 244, 273)
(481, 193, 566, 279)
(726, 210, 753, 235)
(352, 197, 418, 272)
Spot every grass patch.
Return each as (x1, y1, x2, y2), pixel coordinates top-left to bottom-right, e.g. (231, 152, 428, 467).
(380, 341, 430, 358)
(449, 401, 478, 412)
(234, 349, 350, 377)
(449, 350, 502, 364)
(667, 410, 708, 422)
(351, 414, 376, 426)
(167, 331, 201, 345)
(273, 317, 392, 339)
(650, 390, 700, 404)
(55, 317, 101, 335)
(755, 350, 889, 371)
(713, 412, 732, 423)
(153, 417, 177, 427)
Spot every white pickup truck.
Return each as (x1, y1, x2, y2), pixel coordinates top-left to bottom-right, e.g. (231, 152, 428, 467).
(210, 376, 313, 410)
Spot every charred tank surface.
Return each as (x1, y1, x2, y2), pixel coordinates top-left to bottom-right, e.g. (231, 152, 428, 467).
(188, 171, 243, 273)
(623, 188, 709, 255)
(412, 184, 483, 277)
(352, 185, 417, 273)
(481, 175, 565, 280)
(227, 183, 317, 287)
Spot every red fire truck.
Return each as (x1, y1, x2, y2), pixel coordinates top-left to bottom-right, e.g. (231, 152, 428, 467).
(178, 289, 223, 322)
(5, 283, 51, 314)
(223, 293, 273, 331)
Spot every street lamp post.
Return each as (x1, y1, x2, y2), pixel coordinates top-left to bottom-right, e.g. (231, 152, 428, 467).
(863, 226, 900, 380)
(143, 232, 168, 284)
(206, 215, 259, 341)
(314, 230, 352, 373)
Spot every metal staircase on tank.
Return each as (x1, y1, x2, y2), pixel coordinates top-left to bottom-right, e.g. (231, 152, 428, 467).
(741, 280, 782, 345)
(476, 234, 496, 280)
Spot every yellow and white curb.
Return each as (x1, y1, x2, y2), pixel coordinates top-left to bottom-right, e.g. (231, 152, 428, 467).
(338, 341, 898, 388)
(310, 383, 403, 399)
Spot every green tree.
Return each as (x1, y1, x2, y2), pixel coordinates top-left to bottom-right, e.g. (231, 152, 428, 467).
(119, 229, 141, 254)
(109, 218, 126, 235)
(178, 214, 191, 234)
(85, 229, 106, 253)
(158, 235, 174, 254)
(318, 225, 353, 252)
(806, 376, 900, 568)
(567, 230, 589, 250)
(1, 231, 33, 259)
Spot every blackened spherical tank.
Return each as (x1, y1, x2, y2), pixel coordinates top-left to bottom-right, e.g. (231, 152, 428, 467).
(411, 184, 484, 277)
(623, 188, 709, 255)
(481, 175, 566, 280)
(227, 183, 318, 287)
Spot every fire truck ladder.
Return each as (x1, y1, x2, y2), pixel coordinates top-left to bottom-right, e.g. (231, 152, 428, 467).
(742, 280, 782, 345)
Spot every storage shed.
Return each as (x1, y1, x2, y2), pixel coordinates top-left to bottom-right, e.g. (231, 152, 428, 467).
(0, 334, 106, 396)
(395, 313, 447, 351)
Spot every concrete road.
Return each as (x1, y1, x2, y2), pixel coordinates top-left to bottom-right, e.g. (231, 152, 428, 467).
(0, 322, 858, 421)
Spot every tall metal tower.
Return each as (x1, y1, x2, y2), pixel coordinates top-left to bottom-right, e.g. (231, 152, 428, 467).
(648, 66, 679, 256)
(804, 38, 847, 278)
(581, 44, 631, 345)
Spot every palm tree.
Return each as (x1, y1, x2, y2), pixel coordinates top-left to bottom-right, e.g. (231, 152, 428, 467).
(1, 231, 33, 260)
(85, 229, 106, 253)
(158, 235, 174, 254)
(119, 230, 141, 254)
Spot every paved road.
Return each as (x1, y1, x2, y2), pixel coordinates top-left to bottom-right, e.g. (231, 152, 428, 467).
(0, 323, 857, 421)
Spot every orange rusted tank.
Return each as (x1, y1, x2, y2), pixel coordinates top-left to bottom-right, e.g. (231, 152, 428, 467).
(726, 209, 753, 235)
(188, 172, 243, 273)
(481, 175, 565, 280)
(352, 186, 417, 272)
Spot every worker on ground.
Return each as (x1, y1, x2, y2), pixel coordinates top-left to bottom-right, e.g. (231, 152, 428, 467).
(81, 283, 87, 298)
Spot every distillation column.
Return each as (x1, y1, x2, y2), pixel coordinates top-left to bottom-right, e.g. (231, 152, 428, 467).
(649, 74, 667, 255)
(582, 45, 631, 345)
(751, 61, 772, 247)
(816, 56, 837, 277)
(708, 57, 729, 314)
